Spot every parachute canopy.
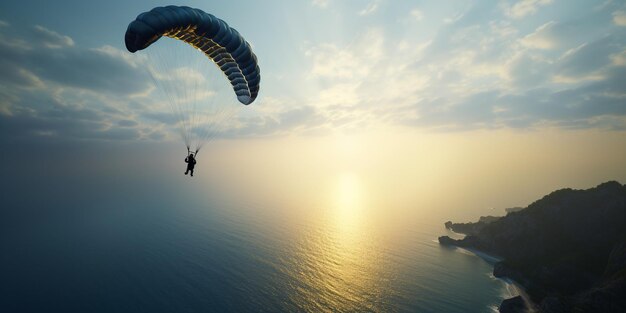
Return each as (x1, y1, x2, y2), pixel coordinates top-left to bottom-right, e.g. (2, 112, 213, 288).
(125, 5, 260, 105)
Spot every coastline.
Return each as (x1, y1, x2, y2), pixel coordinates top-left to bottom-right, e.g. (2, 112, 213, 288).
(441, 229, 537, 312)
(442, 228, 502, 263)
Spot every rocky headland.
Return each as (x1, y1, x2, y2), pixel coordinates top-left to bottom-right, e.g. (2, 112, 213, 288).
(444, 215, 502, 236)
(439, 181, 626, 313)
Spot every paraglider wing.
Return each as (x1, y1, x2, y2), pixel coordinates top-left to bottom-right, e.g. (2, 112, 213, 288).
(125, 5, 260, 105)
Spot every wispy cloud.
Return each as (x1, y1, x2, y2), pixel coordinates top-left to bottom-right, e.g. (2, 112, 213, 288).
(410, 9, 424, 21)
(358, 1, 379, 16)
(503, 0, 553, 19)
(520, 21, 559, 49)
(0, 24, 164, 143)
(299, 1, 626, 132)
(613, 10, 626, 26)
(311, 0, 329, 9)
(32, 25, 74, 48)
(2, 0, 626, 144)
(0, 23, 321, 144)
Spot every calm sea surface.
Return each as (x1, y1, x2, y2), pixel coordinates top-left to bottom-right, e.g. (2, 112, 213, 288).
(1, 170, 517, 312)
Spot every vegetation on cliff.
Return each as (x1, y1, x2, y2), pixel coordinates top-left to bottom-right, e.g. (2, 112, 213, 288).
(439, 182, 626, 312)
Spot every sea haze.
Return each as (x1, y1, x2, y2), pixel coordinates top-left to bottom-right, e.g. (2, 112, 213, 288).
(0, 143, 515, 313)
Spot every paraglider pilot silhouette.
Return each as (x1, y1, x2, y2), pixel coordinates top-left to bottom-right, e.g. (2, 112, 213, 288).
(184, 151, 197, 177)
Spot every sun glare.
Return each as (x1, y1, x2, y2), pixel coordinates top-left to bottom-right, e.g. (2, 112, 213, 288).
(334, 172, 363, 229)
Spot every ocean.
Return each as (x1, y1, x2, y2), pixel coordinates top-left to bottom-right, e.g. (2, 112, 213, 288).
(0, 163, 517, 312)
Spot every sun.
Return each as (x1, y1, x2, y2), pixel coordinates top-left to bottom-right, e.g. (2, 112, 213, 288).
(334, 172, 363, 228)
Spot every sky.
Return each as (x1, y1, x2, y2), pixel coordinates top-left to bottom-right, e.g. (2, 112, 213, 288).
(2, 0, 626, 220)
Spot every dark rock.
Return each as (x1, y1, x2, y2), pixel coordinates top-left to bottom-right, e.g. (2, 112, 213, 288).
(443, 216, 501, 236)
(443, 221, 488, 236)
(499, 296, 526, 313)
(572, 271, 626, 313)
(438, 235, 484, 250)
(603, 240, 626, 280)
(479, 215, 501, 223)
(493, 261, 530, 287)
(493, 261, 515, 278)
(539, 297, 565, 313)
(441, 181, 626, 312)
(438, 236, 457, 246)
(505, 207, 524, 214)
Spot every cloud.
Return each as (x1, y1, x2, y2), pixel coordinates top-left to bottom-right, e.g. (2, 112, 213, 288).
(0, 67, 45, 89)
(520, 21, 559, 49)
(0, 24, 157, 143)
(311, 0, 329, 9)
(410, 9, 424, 21)
(610, 49, 626, 66)
(32, 25, 74, 48)
(298, 0, 626, 132)
(505, 52, 552, 88)
(613, 10, 626, 26)
(118, 119, 139, 127)
(218, 105, 325, 138)
(0, 28, 151, 95)
(402, 67, 626, 131)
(503, 0, 553, 19)
(184, 1, 625, 134)
(302, 28, 443, 132)
(555, 36, 620, 80)
(0, 102, 142, 143)
(358, 1, 379, 16)
(0, 22, 328, 144)
(3, 1, 626, 144)
(518, 18, 608, 52)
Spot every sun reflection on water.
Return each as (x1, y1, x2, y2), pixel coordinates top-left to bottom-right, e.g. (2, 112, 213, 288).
(279, 172, 395, 312)
(334, 172, 362, 232)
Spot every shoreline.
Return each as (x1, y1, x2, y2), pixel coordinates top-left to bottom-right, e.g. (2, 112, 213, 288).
(440, 182, 626, 312)
(451, 245, 537, 312)
(441, 231, 538, 312)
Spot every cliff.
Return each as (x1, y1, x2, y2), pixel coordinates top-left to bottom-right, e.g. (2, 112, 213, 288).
(444, 215, 501, 235)
(439, 181, 626, 313)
